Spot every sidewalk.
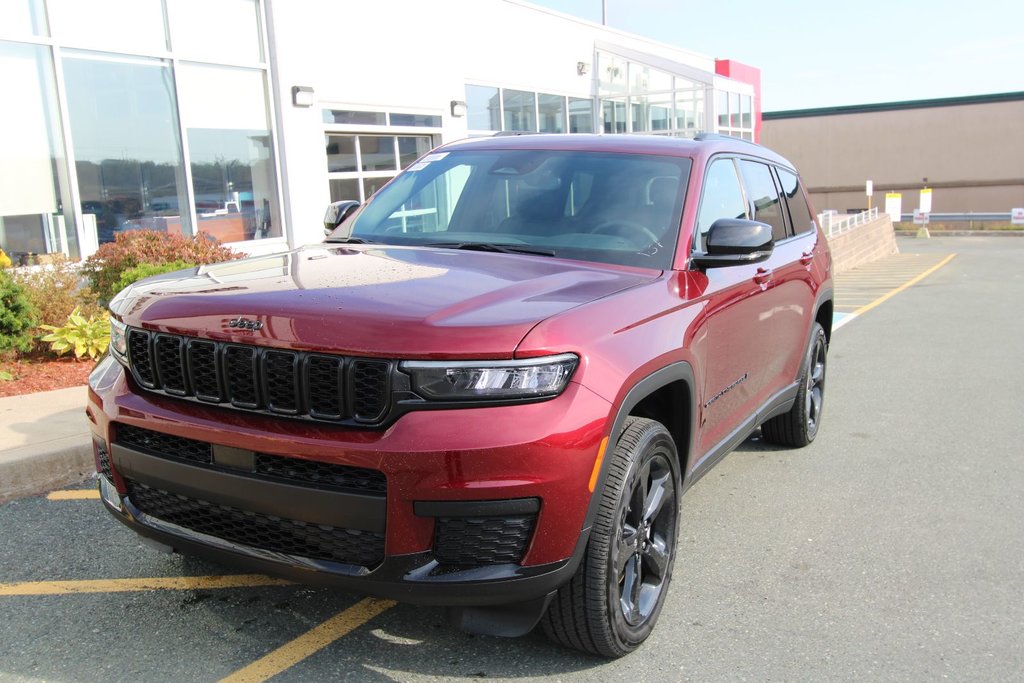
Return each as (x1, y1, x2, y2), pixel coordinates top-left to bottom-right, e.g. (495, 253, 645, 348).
(0, 386, 94, 503)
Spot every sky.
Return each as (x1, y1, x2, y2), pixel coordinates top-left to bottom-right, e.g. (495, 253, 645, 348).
(529, 0, 1024, 111)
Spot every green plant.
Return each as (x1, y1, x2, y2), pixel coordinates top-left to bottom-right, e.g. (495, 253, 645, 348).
(39, 306, 110, 361)
(0, 270, 38, 356)
(83, 230, 243, 303)
(114, 260, 196, 295)
(12, 254, 103, 352)
(0, 370, 13, 381)
(0, 248, 12, 269)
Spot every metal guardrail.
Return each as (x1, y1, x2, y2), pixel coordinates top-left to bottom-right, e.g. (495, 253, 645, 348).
(818, 206, 879, 238)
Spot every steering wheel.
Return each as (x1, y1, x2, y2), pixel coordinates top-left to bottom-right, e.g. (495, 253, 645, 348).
(590, 220, 661, 246)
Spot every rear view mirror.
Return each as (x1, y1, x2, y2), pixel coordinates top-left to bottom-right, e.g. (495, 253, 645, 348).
(323, 200, 360, 235)
(691, 218, 773, 268)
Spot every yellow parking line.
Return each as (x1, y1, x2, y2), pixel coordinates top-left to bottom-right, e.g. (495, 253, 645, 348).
(0, 574, 292, 596)
(47, 490, 100, 500)
(219, 597, 396, 683)
(851, 253, 957, 317)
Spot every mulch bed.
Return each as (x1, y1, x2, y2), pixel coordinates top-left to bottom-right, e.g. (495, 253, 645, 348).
(0, 356, 96, 397)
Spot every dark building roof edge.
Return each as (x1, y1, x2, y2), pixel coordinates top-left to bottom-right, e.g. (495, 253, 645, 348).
(763, 91, 1024, 120)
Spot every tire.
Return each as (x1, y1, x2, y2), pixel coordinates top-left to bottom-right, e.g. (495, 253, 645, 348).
(541, 416, 680, 658)
(761, 321, 827, 447)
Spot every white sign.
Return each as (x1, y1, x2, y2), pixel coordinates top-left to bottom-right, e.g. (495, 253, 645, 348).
(885, 193, 902, 223)
(913, 209, 930, 225)
(1012, 208, 1024, 225)
(866, 180, 873, 196)
(920, 188, 933, 214)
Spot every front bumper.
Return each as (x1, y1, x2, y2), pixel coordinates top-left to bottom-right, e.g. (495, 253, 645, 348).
(87, 355, 611, 606)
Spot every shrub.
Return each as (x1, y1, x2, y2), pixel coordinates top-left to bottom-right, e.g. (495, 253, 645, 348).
(0, 270, 38, 356)
(39, 306, 110, 361)
(12, 255, 103, 353)
(114, 260, 196, 295)
(83, 230, 243, 303)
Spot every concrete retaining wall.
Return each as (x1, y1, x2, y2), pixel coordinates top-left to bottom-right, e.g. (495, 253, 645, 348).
(827, 214, 899, 275)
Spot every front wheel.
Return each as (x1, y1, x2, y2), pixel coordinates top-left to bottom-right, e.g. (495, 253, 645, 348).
(762, 321, 827, 447)
(542, 417, 679, 657)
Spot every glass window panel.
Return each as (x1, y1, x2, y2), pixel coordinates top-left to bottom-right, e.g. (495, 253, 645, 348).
(398, 136, 432, 169)
(647, 68, 672, 93)
(630, 96, 649, 133)
(716, 90, 729, 127)
(741, 95, 752, 128)
(778, 169, 814, 234)
(465, 85, 500, 131)
(739, 160, 787, 242)
(0, 0, 48, 36)
(730, 92, 741, 127)
(649, 94, 673, 132)
(329, 178, 361, 203)
(390, 113, 442, 127)
(0, 41, 77, 259)
(49, 0, 167, 53)
(598, 52, 627, 96)
(167, 0, 262, 63)
(568, 97, 594, 134)
(326, 135, 357, 172)
(362, 176, 391, 201)
(358, 135, 397, 172)
(322, 109, 386, 126)
(696, 159, 747, 251)
(63, 51, 190, 243)
(538, 94, 565, 134)
(178, 63, 279, 242)
(502, 89, 536, 132)
(602, 99, 626, 134)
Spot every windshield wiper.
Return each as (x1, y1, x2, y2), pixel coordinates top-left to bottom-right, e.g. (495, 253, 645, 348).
(324, 236, 375, 244)
(421, 241, 556, 257)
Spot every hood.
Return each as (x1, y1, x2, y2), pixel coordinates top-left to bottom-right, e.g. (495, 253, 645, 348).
(110, 244, 658, 358)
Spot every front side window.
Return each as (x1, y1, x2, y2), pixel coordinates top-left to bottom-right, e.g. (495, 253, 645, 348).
(739, 160, 787, 242)
(345, 150, 691, 270)
(695, 158, 747, 251)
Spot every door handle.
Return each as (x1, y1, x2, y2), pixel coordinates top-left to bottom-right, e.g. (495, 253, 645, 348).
(799, 251, 814, 266)
(754, 267, 773, 284)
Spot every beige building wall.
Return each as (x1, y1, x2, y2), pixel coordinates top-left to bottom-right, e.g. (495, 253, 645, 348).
(760, 96, 1024, 214)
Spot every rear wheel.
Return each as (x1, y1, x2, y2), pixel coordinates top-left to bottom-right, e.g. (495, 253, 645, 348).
(762, 322, 827, 447)
(542, 417, 679, 657)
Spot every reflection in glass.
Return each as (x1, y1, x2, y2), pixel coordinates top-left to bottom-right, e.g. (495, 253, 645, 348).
(465, 85, 500, 131)
(630, 96, 649, 133)
(538, 94, 565, 133)
(326, 135, 357, 172)
(48, 0, 167, 53)
(730, 93, 740, 127)
(568, 98, 594, 133)
(502, 89, 536, 132)
(741, 95, 752, 128)
(177, 63, 279, 242)
(63, 51, 190, 243)
(329, 178, 360, 203)
(390, 113, 442, 127)
(717, 91, 729, 127)
(0, 0, 48, 37)
(167, 0, 262, 63)
(362, 177, 391, 201)
(648, 94, 673, 132)
(602, 99, 626, 133)
(323, 109, 386, 126)
(398, 136, 432, 168)
(0, 41, 77, 260)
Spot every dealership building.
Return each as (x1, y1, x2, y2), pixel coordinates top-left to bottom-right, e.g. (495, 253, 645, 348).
(0, 0, 761, 263)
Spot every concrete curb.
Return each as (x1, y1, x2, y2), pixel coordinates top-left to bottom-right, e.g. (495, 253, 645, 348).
(0, 440, 94, 504)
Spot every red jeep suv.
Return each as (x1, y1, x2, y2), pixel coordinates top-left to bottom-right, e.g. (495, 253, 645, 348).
(88, 134, 832, 657)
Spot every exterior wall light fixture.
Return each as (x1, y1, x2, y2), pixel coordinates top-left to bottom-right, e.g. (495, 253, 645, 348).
(577, 61, 590, 76)
(292, 86, 315, 107)
(450, 100, 467, 117)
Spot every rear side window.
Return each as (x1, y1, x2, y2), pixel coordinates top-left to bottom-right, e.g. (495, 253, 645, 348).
(777, 168, 814, 235)
(738, 160, 788, 242)
(695, 159, 747, 251)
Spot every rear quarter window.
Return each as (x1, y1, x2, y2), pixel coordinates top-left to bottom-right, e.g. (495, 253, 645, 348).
(777, 168, 815, 235)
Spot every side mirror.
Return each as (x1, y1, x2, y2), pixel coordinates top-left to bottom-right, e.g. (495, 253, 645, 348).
(323, 200, 360, 236)
(691, 218, 773, 268)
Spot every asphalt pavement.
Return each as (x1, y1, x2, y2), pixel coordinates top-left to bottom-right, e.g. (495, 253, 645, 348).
(0, 236, 1021, 681)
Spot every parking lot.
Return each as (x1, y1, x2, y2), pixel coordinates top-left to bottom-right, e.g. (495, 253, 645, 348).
(2, 236, 1022, 681)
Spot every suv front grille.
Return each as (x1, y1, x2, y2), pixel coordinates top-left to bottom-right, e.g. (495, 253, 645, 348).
(434, 514, 537, 567)
(125, 479, 385, 567)
(115, 424, 387, 496)
(125, 328, 392, 425)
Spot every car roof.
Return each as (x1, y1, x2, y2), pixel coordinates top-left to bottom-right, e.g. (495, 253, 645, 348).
(440, 134, 795, 170)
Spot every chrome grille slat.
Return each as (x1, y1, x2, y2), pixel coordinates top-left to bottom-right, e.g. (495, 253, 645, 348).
(123, 328, 391, 426)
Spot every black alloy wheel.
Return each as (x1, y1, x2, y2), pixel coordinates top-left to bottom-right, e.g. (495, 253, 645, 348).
(762, 321, 828, 447)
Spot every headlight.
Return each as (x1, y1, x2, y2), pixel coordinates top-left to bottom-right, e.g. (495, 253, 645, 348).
(109, 317, 127, 363)
(401, 354, 578, 401)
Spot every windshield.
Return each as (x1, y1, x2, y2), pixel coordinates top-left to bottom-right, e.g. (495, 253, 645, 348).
(345, 149, 691, 270)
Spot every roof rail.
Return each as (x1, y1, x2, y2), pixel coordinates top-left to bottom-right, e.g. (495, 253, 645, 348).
(693, 133, 763, 147)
